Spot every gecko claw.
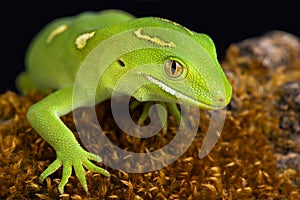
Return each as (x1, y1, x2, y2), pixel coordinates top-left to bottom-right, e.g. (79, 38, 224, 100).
(38, 145, 109, 194)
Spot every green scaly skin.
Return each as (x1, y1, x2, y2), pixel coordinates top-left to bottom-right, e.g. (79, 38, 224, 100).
(16, 10, 232, 194)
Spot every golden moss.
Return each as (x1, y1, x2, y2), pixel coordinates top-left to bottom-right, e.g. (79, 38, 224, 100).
(1, 31, 300, 199)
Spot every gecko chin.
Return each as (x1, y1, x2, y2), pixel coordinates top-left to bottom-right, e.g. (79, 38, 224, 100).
(138, 73, 227, 110)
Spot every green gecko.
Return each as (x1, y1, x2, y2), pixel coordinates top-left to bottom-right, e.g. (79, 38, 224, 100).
(16, 10, 232, 194)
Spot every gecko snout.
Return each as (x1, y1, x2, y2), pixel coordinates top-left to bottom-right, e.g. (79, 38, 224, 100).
(212, 87, 232, 108)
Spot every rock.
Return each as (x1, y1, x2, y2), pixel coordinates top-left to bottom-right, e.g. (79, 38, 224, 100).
(225, 30, 300, 77)
(277, 81, 300, 134)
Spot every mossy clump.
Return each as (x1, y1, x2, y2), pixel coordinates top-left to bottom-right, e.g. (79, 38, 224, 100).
(1, 30, 300, 199)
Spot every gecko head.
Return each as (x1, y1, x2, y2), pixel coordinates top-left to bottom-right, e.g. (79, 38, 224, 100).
(133, 54, 232, 110)
(109, 19, 232, 110)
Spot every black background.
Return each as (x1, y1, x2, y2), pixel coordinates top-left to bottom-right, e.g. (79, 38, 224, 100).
(1, 0, 299, 93)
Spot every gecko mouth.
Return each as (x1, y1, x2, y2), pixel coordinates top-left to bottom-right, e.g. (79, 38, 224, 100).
(138, 73, 225, 110)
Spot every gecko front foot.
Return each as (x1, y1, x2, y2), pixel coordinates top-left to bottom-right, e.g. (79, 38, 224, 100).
(39, 144, 110, 194)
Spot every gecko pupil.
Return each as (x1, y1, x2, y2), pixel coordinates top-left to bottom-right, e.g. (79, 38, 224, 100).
(171, 61, 177, 75)
(164, 59, 183, 78)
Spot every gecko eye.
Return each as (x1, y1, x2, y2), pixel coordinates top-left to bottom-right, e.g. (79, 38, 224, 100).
(164, 59, 183, 78)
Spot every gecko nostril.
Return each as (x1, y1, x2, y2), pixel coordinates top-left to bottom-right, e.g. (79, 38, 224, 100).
(213, 96, 227, 106)
(218, 97, 225, 103)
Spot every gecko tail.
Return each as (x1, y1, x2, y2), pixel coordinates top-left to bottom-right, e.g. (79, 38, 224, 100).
(15, 71, 34, 94)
